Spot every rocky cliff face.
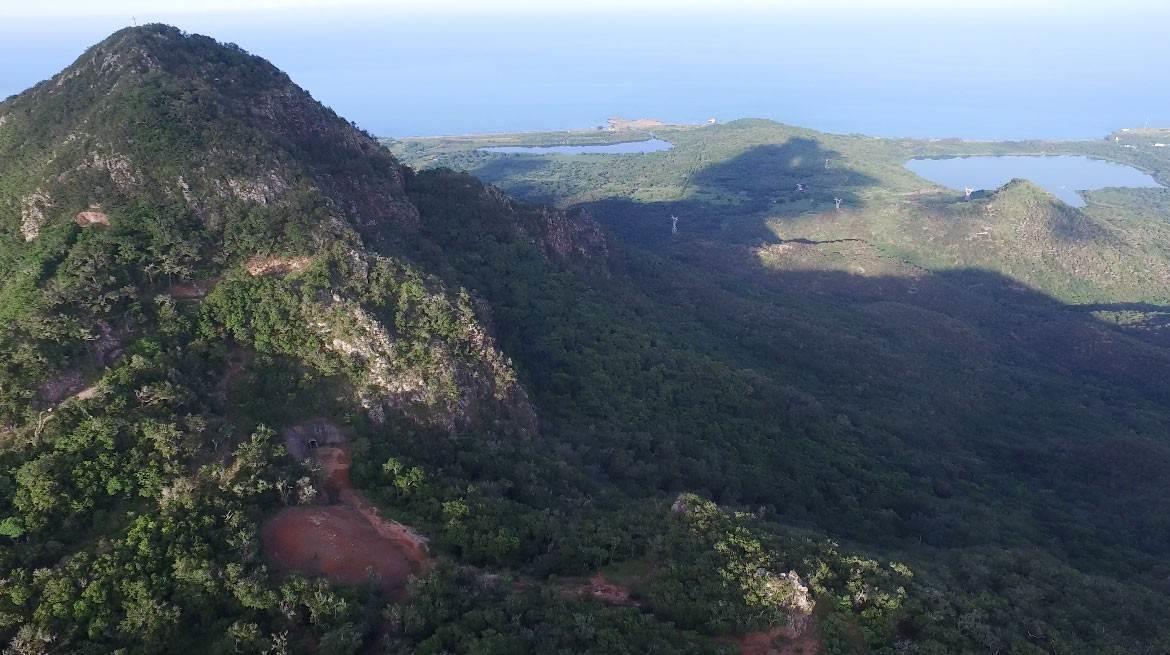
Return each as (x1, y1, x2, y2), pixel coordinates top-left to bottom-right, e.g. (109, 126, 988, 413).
(307, 268, 537, 435)
(473, 184, 609, 263)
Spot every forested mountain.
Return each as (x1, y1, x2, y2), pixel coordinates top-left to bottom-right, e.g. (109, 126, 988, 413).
(2, 25, 1170, 655)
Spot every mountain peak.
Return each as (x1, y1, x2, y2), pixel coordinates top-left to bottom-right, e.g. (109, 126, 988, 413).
(1, 24, 416, 246)
(28, 24, 278, 104)
(75, 24, 194, 74)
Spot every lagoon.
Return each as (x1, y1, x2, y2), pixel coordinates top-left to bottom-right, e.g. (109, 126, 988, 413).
(905, 156, 1164, 207)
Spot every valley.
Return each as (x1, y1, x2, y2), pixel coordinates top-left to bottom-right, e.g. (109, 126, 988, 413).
(386, 118, 1170, 652)
(1, 24, 1170, 655)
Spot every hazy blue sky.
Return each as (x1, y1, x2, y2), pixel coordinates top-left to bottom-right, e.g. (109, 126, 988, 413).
(3, 3, 1168, 139)
(4, 0, 1167, 16)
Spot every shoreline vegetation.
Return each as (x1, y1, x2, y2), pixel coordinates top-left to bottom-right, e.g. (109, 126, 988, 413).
(386, 118, 1170, 186)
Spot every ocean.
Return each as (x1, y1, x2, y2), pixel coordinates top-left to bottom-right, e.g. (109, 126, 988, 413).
(3, 9, 1169, 140)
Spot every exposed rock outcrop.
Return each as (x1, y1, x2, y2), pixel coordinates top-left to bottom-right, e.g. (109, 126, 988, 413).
(307, 292, 536, 434)
(83, 151, 140, 190)
(20, 190, 52, 241)
(476, 184, 609, 264)
(75, 209, 110, 227)
(538, 207, 609, 261)
(218, 173, 289, 205)
(245, 255, 313, 277)
(671, 492, 817, 634)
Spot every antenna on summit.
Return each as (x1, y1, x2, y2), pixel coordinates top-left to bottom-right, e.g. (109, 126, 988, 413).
(132, 16, 138, 27)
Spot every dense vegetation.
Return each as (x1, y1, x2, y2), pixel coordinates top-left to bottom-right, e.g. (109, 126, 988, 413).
(2, 23, 1170, 655)
(388, 121, 1170, 652)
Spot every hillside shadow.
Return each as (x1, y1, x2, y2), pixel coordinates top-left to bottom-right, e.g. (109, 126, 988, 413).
(611, 241, 1170, 568)
(589, 139, 875, 246)
(409, 141, 1170, 579)
(688, 138, 876, 215)
(469, 155, 557, 205)
(520, 138, 878, 247)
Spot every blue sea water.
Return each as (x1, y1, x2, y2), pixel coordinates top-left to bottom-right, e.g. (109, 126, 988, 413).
(2, 9, 1169, 140)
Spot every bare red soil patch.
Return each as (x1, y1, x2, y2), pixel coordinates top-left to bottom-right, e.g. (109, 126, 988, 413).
(566, 573, 638, 606)
(315, 446, 351, 497)
(736, 621, 822, 655)
(262, 420, 430, 592)
(211, 348, 249, 408)
(262, 505, 419, 591)
(168, 277, 218, 300)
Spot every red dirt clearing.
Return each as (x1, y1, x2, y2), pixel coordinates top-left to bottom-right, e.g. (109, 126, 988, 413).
(261, 428, 430, 593)
(262, 505, 417, 590)
(736, 622, 823, 655)
(315, 446, 352, 498)
(167, 276, 218, 300)
(566, 574, 638, 606)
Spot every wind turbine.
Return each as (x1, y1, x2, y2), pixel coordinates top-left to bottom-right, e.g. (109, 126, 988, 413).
(834, 198, 843, 211)
(965, 187, 974, 200)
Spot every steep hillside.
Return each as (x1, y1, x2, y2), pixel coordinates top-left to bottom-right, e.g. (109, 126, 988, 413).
(0, 25, 418, 241)
(0, 26, 884, 655)
(4, 25, 1170, 655)
(0, 25, 535, 434)
(389, 124, 1170, 652)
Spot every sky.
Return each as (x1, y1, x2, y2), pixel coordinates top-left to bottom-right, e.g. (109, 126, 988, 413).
(0, 0, 1166, 15)
(2, 0, 1168, 139)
